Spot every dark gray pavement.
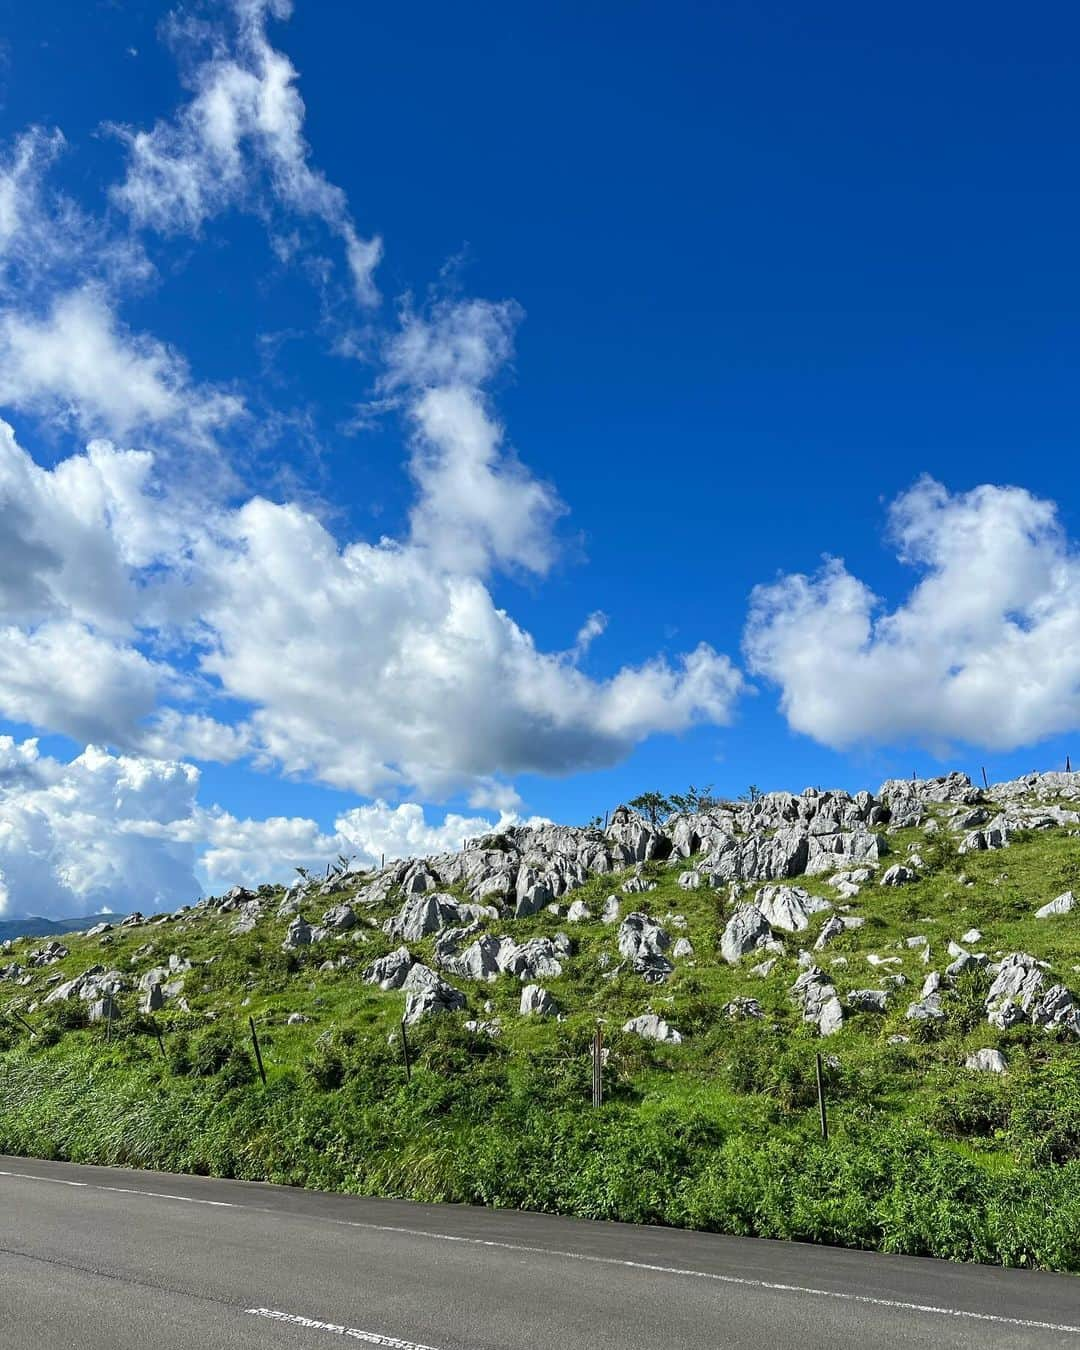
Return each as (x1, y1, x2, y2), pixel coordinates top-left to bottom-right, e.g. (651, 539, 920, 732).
(2, 1154, 1078, 1349)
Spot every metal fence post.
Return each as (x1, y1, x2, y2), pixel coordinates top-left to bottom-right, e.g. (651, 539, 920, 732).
(815, 1052, 828, 1141)
(249, 1015, 267, 1085)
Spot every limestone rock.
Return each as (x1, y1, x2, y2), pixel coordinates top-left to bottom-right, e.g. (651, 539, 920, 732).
(520, 984, 558, 1017)
(402, 964, 466, 1024)
(617, 913, 673, 984)
(965, 1048, 1007, 1073)
(721, 905, 771, 964)
(284, 916, 312, 949)
(756, 884, 831, 933)
(880, 864, 916, 887)
(1035, 891, 1076, 919)
(847, 988, 888, 1013)
(363, 946, 415, 991)
(623, 1013, 682, 1043)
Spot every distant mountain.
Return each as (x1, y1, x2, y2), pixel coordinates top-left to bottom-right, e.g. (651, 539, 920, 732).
(0, 912, 130, 944)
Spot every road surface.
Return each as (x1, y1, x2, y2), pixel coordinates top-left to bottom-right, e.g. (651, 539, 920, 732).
(1, 1154, 1078, 1349)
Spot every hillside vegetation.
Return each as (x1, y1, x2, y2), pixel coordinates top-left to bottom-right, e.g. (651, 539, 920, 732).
(3, 770, 1080, 1270)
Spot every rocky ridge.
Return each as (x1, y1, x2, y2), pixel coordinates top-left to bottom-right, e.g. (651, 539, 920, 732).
(3, 769, 1080, 1066)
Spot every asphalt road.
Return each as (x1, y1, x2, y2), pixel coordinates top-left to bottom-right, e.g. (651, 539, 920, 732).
(2, 1155, 1079, 1350)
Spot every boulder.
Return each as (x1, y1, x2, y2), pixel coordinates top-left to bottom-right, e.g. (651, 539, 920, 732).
(847, 989, 888, 1013)
(707, 827, 809, 883)
(721, 996, 763, 1020)
(498, 935, 565, 981)
(385, 893, 463, 942)
(790, 966, 843, 1035)
(720, 905, 771, 964)
(441, 935, 503, 983)
(672, 936, 695, 959)
(985, 953, 1045, 1027)
(87, 995, 119, 1024)
(322, 903, 358, 931)
(622, 1013, 682, 1043)
(284, 916, 312, 949)
(880, 864, 916, 887)
(617, 913, 673, 984)
(519, 984, 558, 1017)
(601, 895, 621, 925)
(1032, 984, 1080, 1035)
(756, 884, 831, 932)
(813, 915, 846, 950)
(402, 964, 466, 1024)
(805, 831, 887, 877)
(140, 983, 164, 1013)
(965, 1048, 1007, 1073)
(363, 946, 414, 991)
(1035, 891, 1076, 919)
(566, 899, 592, 923)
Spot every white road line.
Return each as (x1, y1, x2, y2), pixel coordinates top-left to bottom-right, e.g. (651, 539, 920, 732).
(4, 1167, 1080, 1336)
(247, 1307, 448, 1347)
(0, 1169, 235, 1207)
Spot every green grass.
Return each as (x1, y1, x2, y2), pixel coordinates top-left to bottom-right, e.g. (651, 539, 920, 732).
(3, 799, 1080, 1270)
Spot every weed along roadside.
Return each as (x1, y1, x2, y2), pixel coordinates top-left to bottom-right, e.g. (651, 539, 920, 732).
(3, 770, 1080, 1271)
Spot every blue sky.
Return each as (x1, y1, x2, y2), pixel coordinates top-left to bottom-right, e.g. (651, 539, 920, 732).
(1, 0, 1078, 916)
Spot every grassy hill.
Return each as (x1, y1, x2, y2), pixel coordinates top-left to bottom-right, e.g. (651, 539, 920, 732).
(3, 772, 1080, 1270)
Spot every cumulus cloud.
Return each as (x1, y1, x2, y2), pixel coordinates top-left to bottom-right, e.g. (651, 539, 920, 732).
(0, 738, 201, 918)
(0, 1, 745, 857)
(111, 0, 381, 305)
(0, 422, 741, 798)
(382, 298, 566, 575)
(0, 737, 541, 918)
(196, 495, 741, 796)
(745, 477, 1080, 751)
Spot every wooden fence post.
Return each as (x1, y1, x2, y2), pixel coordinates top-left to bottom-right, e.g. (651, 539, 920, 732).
(815, 1052, 828, 1142)
(400, 1017, 412, 1082)
(249, 1015, 267, 1086)
(592, 1024, 603, 1108)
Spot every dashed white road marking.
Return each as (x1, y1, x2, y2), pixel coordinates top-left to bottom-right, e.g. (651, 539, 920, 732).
(247, 1307, 448, 1347)
(4, 1167, 1080, 1336)
(0, 1169, 234, 1207)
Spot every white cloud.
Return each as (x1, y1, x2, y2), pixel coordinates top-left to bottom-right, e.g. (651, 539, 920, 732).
(382, 298, 566, 576)
(0, 737, 541, 918)
(112, 0, 380, 305)
(0, 621, 171, 749)
(0, 128, 150, 300)
(0, 423, 742, 799)
(745, 477, 1080, 751)
(0, 127, 64, 259)
(0, 287, 243, 444)
(194, 495, 742, 797)
(0, 739, 201, 918)
(333, 800, 537, 869)
(573, 610, 607, 658)
(0, 8, 744, 828)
